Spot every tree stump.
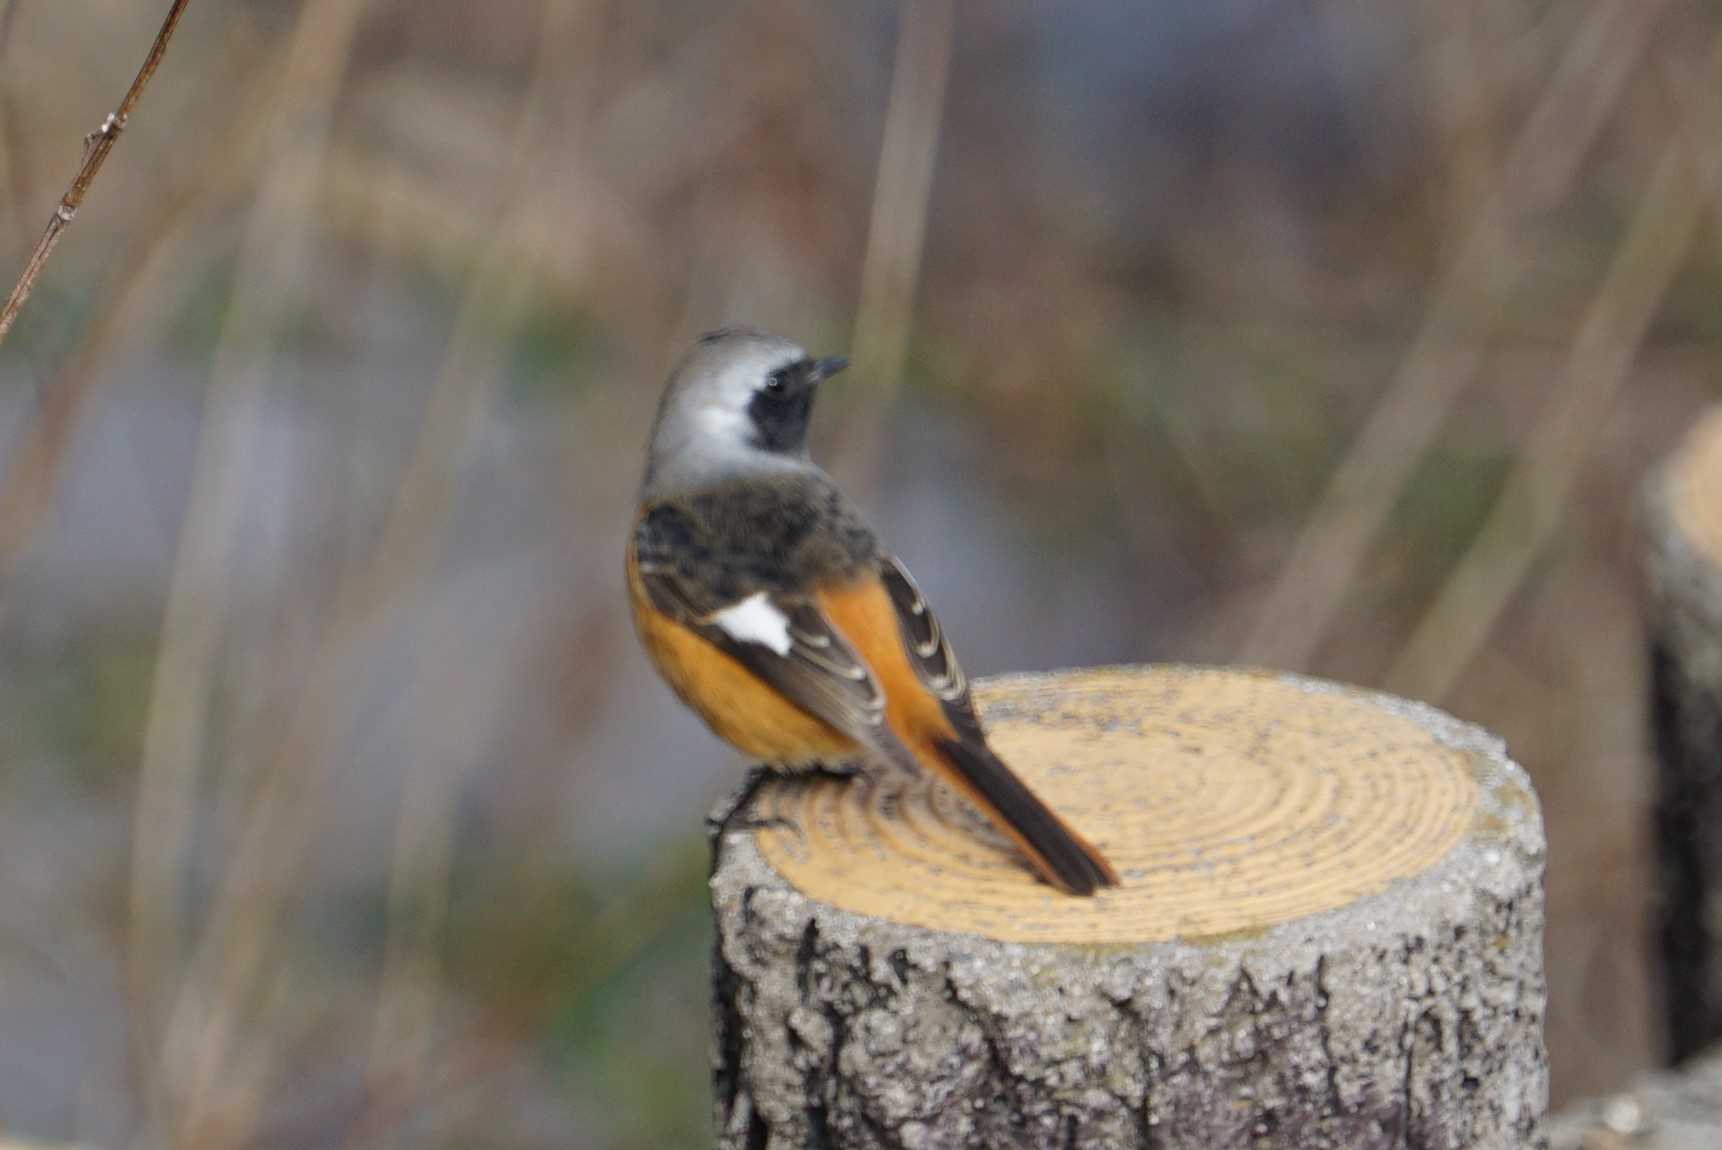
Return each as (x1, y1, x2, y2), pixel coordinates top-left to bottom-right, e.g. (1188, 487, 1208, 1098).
(709, 666, 1547, 1149)
(1645, 407, 1722, 1064)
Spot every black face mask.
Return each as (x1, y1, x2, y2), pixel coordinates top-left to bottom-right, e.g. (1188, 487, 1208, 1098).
(747, 356, 847, 454)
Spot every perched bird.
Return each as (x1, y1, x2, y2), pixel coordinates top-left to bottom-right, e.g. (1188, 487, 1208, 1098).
(627, 328, 1118, 895)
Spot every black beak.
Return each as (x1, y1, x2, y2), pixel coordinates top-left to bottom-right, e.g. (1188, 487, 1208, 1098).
(812, 356, 849, 382)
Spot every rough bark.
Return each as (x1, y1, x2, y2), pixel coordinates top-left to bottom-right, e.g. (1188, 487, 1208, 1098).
(709, 669, 1548, 1149)
(1643, 411, 1722, 1064)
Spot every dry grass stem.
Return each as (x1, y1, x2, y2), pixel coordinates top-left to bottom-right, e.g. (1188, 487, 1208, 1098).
(1238, 0, 1668, 672)
(0, 0, 194, 349)
(360, 0, 587, 1129)
(1415, 0, 1504, 242)
(1385, 35, 1722, 701)
(149, 0, 588, 1134)
(329, 839, 707, 1149)
(0, 0, 30, 254)
(833, 0, 953, 490)
(126, 0, 371, 1139)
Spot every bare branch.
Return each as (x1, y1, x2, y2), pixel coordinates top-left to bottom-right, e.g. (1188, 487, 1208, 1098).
(0, 0, 193, 349)
(0, 20, 276, 588)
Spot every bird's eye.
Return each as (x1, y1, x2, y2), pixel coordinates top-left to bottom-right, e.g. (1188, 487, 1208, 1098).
(764, 369, 789, 394)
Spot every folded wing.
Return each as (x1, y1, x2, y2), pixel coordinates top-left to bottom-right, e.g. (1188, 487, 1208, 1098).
(880, 556, 1120, 895)
(634, 504, 902, 758)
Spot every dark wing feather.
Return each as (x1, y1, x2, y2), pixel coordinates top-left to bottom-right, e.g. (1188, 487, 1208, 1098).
(879, 553, 1118, 893)
(634, 505, 887, 743)
(880, 554, 979, 729)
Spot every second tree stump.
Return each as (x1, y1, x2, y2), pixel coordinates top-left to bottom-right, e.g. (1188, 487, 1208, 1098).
(1646, 406, 1722, 1063)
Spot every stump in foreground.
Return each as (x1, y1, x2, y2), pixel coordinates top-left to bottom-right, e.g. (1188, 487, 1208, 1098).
(1645, 407, 1722, 1064)
(709, 666, 1547, 1149)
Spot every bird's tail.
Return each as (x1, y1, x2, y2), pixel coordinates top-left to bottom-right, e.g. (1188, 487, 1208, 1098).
(928, 735, 1119, 896)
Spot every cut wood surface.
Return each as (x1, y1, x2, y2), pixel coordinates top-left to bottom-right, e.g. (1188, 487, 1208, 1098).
(1664, 409, 1722, 566)
(1645, 407, 1722, 1063)
(710, 665, 1548, 1149)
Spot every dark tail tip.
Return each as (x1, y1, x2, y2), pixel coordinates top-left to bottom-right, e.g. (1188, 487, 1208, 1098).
(1052, 832, 1120, 897)
(934, 737, 1120, 896)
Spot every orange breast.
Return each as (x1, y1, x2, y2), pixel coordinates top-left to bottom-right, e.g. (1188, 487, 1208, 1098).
(627, 548, 859, 764)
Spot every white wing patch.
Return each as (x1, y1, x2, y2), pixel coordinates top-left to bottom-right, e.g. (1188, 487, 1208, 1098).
(712, 592, 793, 655)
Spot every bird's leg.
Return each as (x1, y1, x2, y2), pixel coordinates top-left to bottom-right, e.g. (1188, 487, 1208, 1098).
(708, 765, 796, 877)
(713, 757, 865, 845)
(707, 760, 869, 878)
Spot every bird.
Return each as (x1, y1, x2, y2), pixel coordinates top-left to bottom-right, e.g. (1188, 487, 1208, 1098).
(626, 327, 1118, 895)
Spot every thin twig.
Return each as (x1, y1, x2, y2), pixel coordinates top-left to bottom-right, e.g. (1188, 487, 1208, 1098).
(0, 0, 194, 349)
(1385, 34, 1722, 702)
(1237, 0, 1668, 671)
(0, 24, 278, 592)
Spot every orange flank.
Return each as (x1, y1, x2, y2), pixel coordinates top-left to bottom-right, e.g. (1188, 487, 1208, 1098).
(816, 580, 1119, 893)
(813, 579, 958, 743)
(627, 551, 857, 764)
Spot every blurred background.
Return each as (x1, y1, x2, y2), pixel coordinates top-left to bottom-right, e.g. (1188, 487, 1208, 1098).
(0, 0, 1717, 1144)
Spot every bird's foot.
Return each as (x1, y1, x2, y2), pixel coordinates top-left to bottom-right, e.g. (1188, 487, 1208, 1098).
(708, 763, 819, 840)
(708, 765, 772, 835)
(708, 761, 867, 870)
(802, 758, 864, 783)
